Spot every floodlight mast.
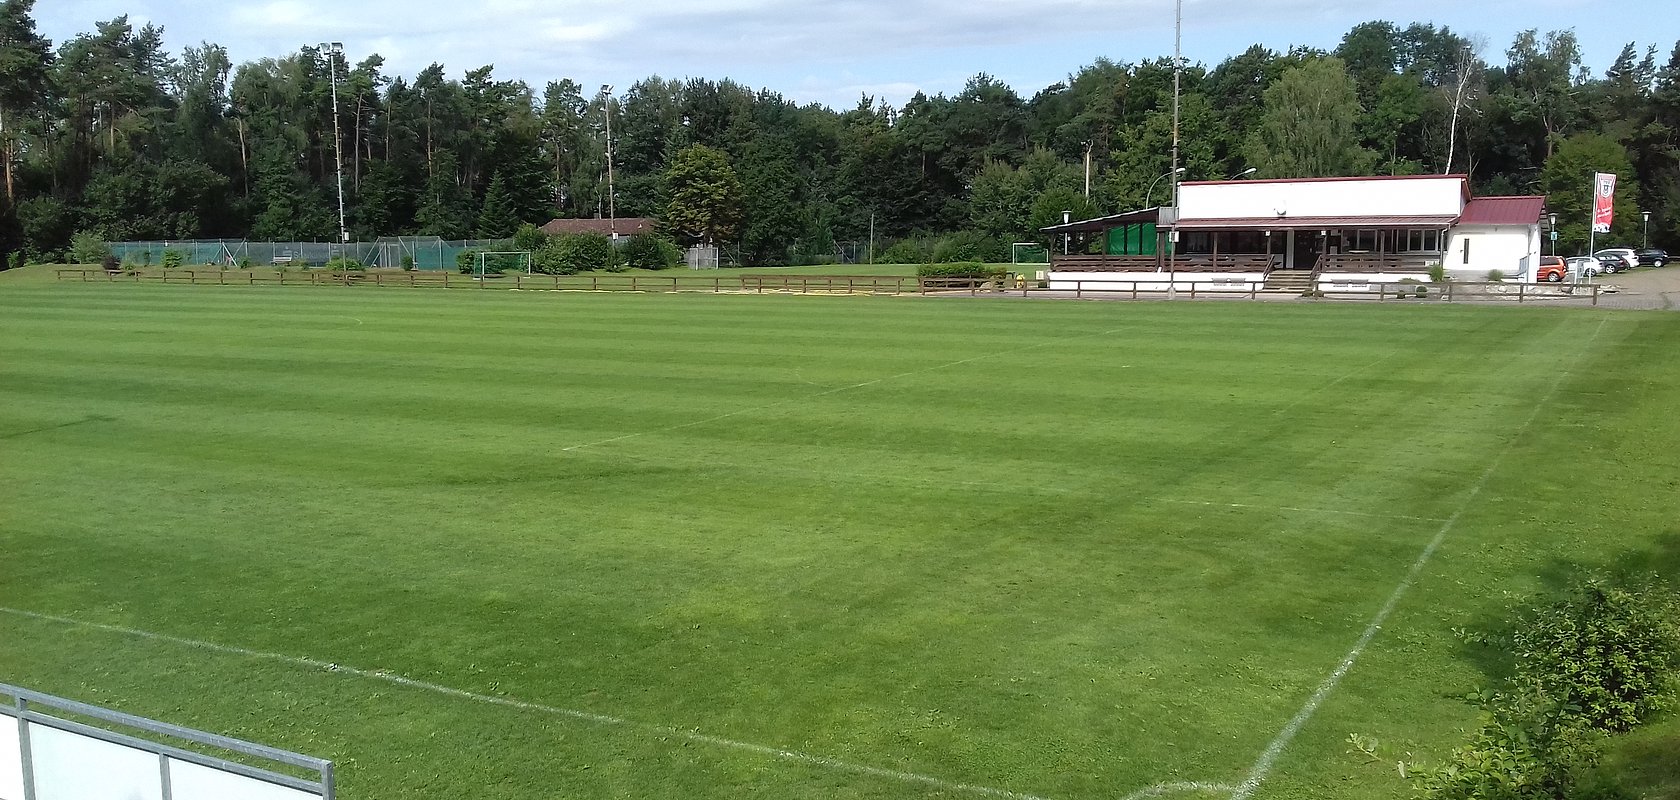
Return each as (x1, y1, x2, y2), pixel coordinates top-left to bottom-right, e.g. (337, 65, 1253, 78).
(322, 42, 348, 245)
(602, 85, 617, 240)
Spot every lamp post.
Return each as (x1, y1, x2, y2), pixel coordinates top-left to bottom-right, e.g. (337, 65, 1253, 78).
(1226, 167, 1258, 180)
(1145, 167, 1186, 208)
(1643, 211, 1650, 249)
(321, 42, 348, 245)
(1549, 213, 1557, 257)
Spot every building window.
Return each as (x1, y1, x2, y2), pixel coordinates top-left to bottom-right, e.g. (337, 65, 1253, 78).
(1463, 238, 1471, 264)
(1397, 229, 1441, 253)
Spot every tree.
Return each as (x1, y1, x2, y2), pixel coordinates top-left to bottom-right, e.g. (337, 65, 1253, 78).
(0, 0, 53, 200)
(475, 170, 518, 238)
(1538, 133, 1640, 254)
(1247, 58, 1375, 177)
(662, 144, 742, 245)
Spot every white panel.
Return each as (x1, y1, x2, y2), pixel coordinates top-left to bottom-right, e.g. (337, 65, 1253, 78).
(168, 759, 319, 800)
(1180, 177, 1465, 219)
(0, 717, 23, 800)
(27, 722, 163, 800)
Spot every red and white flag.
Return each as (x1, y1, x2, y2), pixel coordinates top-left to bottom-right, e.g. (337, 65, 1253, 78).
(1592, 172, 1617, 234)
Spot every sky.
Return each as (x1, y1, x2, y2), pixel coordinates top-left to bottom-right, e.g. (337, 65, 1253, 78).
(34, 0, 1673, 109)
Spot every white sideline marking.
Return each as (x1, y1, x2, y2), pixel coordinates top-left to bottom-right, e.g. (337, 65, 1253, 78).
(0, 607, 1048, 800)
(1160, 499, 1447, 524)
(561, 327, 1130, 453)
(1119, 782, 1239, 800)
(1229, 316, 1611, 800)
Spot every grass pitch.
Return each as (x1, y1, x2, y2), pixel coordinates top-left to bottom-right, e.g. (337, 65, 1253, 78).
(1, 281, 1677, 800)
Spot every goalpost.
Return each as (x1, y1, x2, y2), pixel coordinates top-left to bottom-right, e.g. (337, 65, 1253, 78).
(1011, 242, 1050, 265)
(475, 251, 533, 280)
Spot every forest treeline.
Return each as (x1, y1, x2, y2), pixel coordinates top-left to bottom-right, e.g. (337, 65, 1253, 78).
(0, 0, 1676, 265)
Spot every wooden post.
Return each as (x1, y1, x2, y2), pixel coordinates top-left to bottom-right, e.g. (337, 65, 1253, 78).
(1075, 280, 1082, 299)
(1592, 285, 1599, 306)
(1131, 282, 1139, 300)
(631, 276, 638, 292)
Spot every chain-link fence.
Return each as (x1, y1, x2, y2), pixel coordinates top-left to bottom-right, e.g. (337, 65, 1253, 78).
(106, 238, 515, 271)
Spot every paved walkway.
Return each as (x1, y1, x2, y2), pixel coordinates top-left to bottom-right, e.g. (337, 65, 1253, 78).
(1592, 267, 1680, 311)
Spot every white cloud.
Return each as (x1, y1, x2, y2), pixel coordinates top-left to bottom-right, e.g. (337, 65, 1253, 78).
(35, 0, 1653, 108)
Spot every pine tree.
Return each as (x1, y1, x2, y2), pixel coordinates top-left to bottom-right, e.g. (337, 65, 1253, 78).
(475, 170, 518, 238)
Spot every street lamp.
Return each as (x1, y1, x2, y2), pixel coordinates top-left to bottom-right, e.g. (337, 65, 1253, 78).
(1146, 167, 1186, 208)
(1643, 211, 1650, 249)
(1549, 213, 1557, 257)
(1226, 167, 1258, 180)
(320, 42, 348, 245)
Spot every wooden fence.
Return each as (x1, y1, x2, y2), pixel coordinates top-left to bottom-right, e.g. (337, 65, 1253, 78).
(52, 269, 1599, 305)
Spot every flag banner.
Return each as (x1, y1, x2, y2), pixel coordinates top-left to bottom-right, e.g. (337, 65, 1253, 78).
(1592, 172, 1617, 234)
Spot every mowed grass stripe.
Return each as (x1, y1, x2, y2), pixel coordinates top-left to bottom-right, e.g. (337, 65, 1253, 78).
(2, 284, 1666, 800)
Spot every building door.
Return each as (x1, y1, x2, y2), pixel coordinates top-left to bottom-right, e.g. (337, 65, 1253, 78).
(1291, 231, 1324, 270)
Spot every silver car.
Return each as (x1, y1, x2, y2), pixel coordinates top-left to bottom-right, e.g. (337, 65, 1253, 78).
(1593, 248, 1638, 272)
(1566, 256, 1604, 278)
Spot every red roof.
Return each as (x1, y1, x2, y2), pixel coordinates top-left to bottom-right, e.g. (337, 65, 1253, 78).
(1174, 215, 1458, 230)
(540, 217, 657, 236)
(1458, 196, 1545, 226)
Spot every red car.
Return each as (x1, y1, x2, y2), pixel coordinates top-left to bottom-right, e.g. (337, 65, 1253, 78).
(1536, 256, 1568, 282)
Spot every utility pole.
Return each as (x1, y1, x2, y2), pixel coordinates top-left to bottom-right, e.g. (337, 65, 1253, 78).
(869, 212, 875, 265)
(1169, 0, 1183, 299)
(323, 42, 348, 245)
(602, 85, 616, 239)
(1083, 141, 1093, 198)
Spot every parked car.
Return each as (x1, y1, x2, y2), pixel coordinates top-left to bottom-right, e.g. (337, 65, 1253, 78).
(1566, 256, 1604, 278)
(1636, 248, 1669, 266)
(1536, 255, 1569, 282)
(1593, 248, 1638, 272)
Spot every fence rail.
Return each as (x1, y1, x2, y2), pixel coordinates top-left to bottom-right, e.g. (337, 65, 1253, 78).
(52, 269, 1600, 305)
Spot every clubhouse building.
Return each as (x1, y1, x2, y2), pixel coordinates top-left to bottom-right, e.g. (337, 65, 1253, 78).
(1040, 175, 1545, 292)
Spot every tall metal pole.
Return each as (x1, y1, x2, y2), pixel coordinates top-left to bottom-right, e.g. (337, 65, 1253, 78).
(325, 43, 348, 245)
(602, 85, 616, 239)
(869, 213, 875, 265)
(1171, 0, 1181, 210)
(1083, 141, 1092, 198)
(1169, 0, 1182, 299)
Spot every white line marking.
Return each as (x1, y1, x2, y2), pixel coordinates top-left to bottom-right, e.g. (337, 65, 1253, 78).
(561, 327, 1130, 452)
(1119, 782, 1240, 800)
(0, 606, 1049, 800)
(1159, 500, 1447, 524)
(1229, 316, 1611, 800)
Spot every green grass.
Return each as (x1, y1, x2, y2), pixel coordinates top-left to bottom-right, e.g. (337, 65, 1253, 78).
(1, 283, 1676, 800)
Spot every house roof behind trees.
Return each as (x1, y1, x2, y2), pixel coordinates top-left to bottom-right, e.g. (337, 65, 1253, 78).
(540, 218, 658, 236)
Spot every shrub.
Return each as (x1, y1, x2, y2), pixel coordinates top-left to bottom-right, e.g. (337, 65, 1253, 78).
(623, 233, 677, 270)
(101, 254, 121, 271)
(160, 250, 186, 269)
(931, 230, 1008, 264)
(917, 261, 1008, 280)
(401, 255, 415, 271)
(563, 233, 616, 272)
(1511, 578, 1679, 733)
(324, 257, 365, 271)
(513, 223, 547, 253)
(239, 257, 254, 269)
(1428, 262, 1448, 283)
(69, 231, 108, 265)
(456, 249, 477, 273)
(879, 238, 933, 265)
(1487, 269, 1507, 282)
(658, 238, 684, 269)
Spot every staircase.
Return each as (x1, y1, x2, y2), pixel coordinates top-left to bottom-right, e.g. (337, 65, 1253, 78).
(1261, 270, 1315, 295)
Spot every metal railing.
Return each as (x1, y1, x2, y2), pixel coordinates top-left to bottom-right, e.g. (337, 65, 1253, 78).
(2, 682, 334, 800)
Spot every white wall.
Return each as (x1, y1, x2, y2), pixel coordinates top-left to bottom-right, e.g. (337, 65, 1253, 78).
(1047, 271, 1266, 293)
(1179, 177, 1466, 219)
(1446, 225, 1540, 281)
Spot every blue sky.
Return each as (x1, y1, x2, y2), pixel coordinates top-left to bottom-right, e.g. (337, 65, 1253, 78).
(35, 0, 1670, 109)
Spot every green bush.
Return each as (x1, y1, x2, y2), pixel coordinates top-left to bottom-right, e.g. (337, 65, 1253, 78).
(931, 230, 1008, 263)
(1487, 269, 1508, 282)
(513, 223, 547, 253)
(69, 231, 108, 265)
(623, 233, 677, 270)
(400, 255, 415, 271)
(658, 238, 684, 269)
(1406, 577, 1680, 800)
(456, 249, 477, 273)
(916, 262, 1008, 280)
(160, 250, 186, 269)
(101, 254, 121, 271)
(324, 257, 365, 271)
(1428, 262, 1448, 283)
(879, 238, 933, 264)
(1512, 579, 1679, 733)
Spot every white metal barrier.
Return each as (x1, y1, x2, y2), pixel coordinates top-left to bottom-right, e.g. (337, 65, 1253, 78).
(1, 683, 333, 800)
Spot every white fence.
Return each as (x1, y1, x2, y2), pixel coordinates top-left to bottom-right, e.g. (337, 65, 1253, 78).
(1, 683, 333, 800)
